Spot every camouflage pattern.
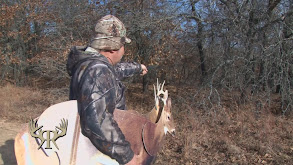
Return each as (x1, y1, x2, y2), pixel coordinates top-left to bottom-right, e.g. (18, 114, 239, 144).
(66, 46, 142, 164)
(90, 15, 131, 50)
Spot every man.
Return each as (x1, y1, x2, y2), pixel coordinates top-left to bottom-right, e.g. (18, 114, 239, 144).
(66, 15, 148, 164)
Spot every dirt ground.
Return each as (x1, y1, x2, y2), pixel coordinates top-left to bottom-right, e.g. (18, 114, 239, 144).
(0, 119, 21, 165)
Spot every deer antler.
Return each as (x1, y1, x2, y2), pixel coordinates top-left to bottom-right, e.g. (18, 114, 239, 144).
(51, 118, 68, 150)
(29, 119, 45, 149)
(154, 79, 168, 107)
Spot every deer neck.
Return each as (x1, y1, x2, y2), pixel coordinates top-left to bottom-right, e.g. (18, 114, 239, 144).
(154, 110, 167, 141)
(147, 105, 160, 123)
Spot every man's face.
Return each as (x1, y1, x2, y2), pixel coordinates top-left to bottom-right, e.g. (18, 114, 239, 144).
(113, 46, 125, 64)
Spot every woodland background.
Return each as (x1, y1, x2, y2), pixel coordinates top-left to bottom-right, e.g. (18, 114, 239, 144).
(0, 0, 293, 164)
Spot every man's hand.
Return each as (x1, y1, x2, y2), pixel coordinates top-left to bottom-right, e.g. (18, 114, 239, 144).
(140, 64, 148, 76)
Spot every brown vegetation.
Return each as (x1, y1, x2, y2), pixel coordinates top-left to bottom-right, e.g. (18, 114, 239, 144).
(0, 84, 68, 122)
(127, 84, 293, 164)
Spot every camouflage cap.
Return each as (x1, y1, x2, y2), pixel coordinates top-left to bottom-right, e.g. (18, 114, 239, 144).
(90, 15, 131, 50)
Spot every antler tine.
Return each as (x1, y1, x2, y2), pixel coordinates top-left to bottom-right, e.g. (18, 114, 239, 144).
(161, 80, 165, 91)
(154, 84, 156, 99)
(156, 80, 166, 96)
(157, 78, 159, 93)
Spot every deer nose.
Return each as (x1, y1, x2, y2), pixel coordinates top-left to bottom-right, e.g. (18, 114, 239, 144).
(170, 129, 175, 137)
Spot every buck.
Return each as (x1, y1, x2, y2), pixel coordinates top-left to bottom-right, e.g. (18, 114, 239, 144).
(14, 80, 175, 165)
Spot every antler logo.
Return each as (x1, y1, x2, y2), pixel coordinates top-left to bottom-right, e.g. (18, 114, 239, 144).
(29, 118, 68, 150)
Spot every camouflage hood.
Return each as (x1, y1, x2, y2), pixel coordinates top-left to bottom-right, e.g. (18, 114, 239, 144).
(66, 46, 109, 76)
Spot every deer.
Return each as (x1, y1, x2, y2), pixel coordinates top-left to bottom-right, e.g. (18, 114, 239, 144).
(14, 80, 175, 165)
(113, 81, 175, 164)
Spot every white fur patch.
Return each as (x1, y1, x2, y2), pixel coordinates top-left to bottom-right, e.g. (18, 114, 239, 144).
(164, 126, 169, 135)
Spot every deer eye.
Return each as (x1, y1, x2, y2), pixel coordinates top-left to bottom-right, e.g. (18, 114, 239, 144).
(167, 116, 170, 120)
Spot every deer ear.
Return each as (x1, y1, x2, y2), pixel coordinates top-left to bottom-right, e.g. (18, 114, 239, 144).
(167, 98, 172, 110)
(165, 90, 168, 99)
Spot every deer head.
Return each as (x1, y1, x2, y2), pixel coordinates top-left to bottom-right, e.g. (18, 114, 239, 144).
(154, 80, 176, 137)
(161, 98, 175, 137)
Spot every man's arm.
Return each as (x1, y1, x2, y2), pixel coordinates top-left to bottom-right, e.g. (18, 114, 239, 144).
(77, 65, 134, 164)
(114, 62, 142, 80)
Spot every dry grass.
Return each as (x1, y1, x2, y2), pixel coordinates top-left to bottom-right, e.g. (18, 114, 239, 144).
(126, 84, 293, 165)
(0, 83, 292, 164)
(0, 84, 68, 122)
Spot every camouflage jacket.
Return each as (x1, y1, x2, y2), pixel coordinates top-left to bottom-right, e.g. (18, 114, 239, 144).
(66, 46, 141, 164)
